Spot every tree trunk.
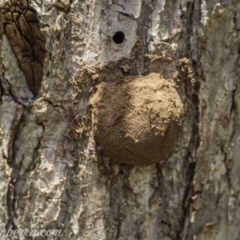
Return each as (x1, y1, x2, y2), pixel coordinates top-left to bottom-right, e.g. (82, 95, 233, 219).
(0, 0, 240, 239)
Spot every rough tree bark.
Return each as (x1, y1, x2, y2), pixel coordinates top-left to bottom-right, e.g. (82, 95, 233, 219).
(0, 0, 240, 240)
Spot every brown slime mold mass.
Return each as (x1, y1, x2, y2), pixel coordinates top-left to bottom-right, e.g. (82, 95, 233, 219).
(90, 73, 184, 166)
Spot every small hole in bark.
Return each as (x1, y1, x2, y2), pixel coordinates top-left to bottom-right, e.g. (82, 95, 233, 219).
(113, 31, 125, 44)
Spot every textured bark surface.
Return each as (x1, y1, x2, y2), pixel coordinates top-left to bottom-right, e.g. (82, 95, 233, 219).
(0, 0, 239, 240)
(2, 0, 46, 96)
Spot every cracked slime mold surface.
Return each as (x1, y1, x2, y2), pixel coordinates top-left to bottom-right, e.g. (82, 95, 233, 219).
(90, 73, 184, 166)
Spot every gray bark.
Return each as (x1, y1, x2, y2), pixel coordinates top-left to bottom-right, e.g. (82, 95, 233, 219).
(0, 0, 240, 239)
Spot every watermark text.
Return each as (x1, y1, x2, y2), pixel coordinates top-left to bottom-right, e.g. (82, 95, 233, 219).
(0, 226, 62, 237)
